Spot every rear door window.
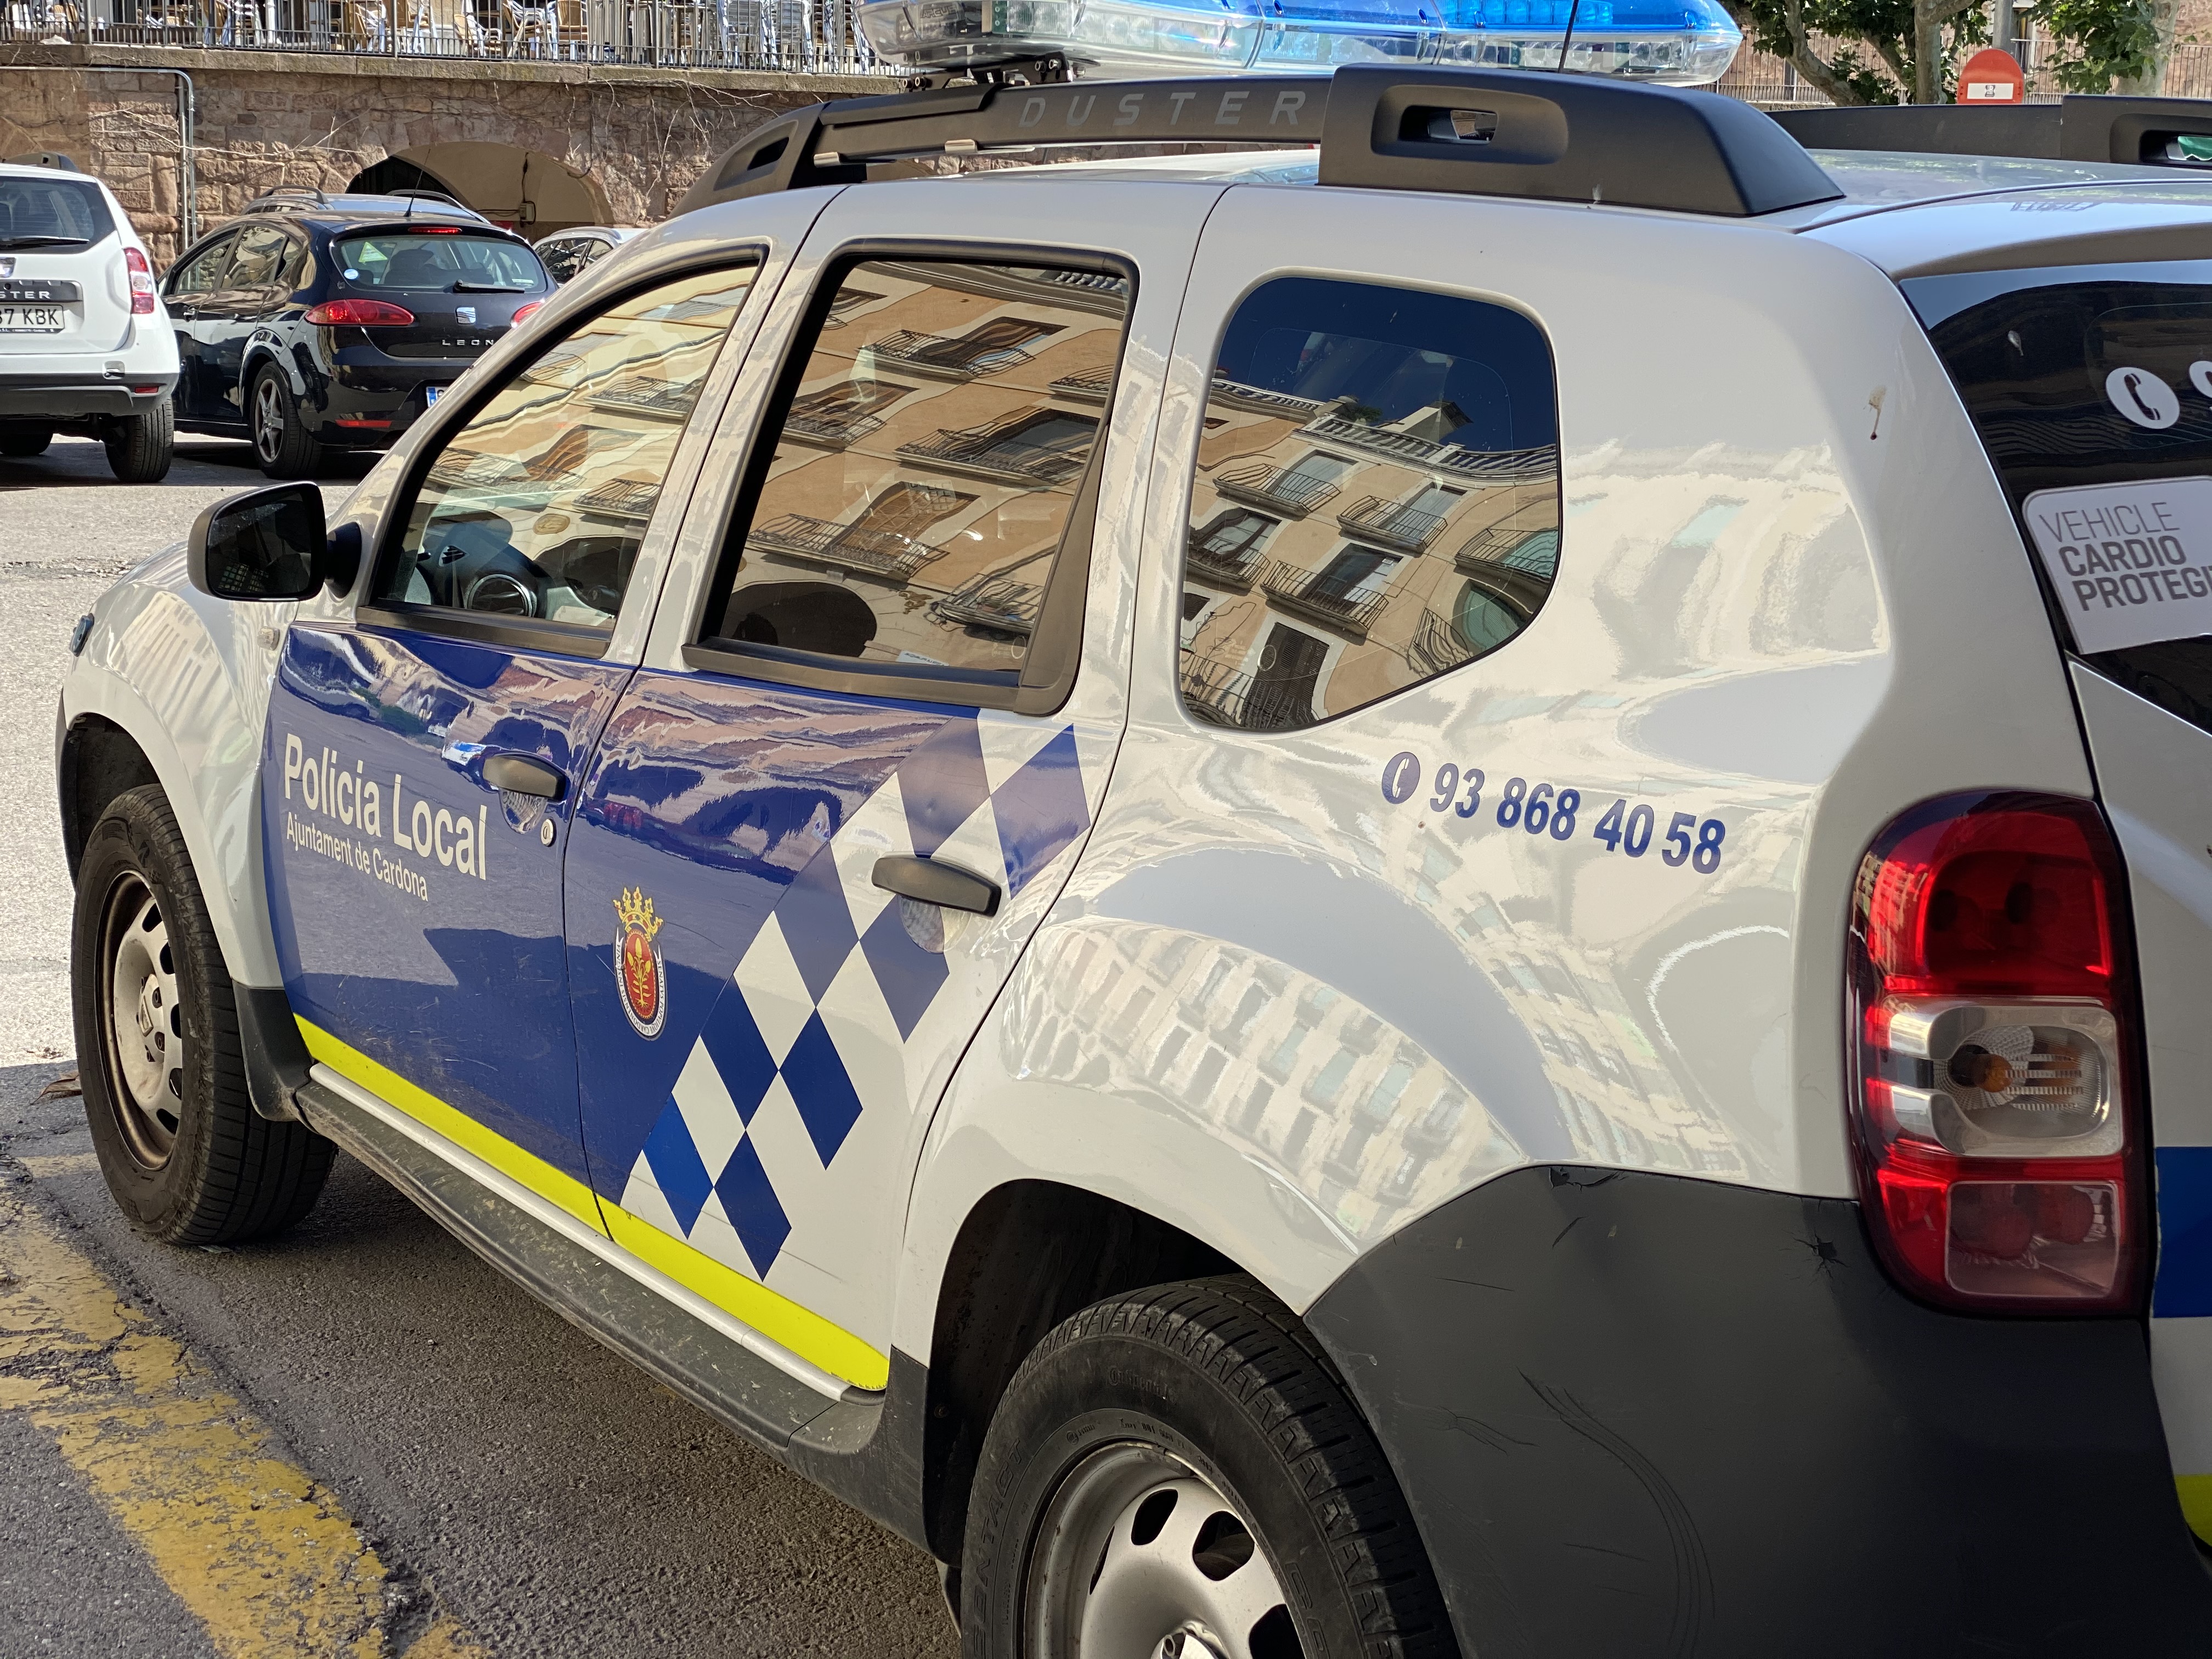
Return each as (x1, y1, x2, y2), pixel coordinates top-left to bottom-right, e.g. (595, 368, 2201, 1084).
(1177, 277, 1561, 732)
(336, 232, 547, 294)
(1910, 265, 2212, 733)
(701, 257, 1130, 689)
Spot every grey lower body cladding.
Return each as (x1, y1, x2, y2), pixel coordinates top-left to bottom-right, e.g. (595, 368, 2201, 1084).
(1303, 1164, 2212, 1656)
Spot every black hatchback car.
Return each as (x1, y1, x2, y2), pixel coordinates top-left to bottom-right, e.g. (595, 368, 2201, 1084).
(160, 190, 552, 478)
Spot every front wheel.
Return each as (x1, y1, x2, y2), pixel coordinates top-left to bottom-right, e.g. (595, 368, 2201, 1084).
(104, 400, 173, 482)
(961, 1278, 1457, 1659)
(249, 365, 323, 479)
(71, 784, 334, 1244)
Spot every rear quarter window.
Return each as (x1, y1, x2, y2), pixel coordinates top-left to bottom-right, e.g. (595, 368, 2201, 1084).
(1177, 276, 1561, 733)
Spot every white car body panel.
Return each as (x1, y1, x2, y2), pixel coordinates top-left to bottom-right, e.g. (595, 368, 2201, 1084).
(898, 181, 2094, 1349)
(0, 163, 176, 379)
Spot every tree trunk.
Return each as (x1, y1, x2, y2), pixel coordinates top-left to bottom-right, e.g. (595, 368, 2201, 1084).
(1913, 0, 1945, 100)
(2115, 0, 2179, 93)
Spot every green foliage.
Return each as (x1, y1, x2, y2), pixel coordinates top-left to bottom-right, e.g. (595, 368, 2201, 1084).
(2037, 0, 2158, 91)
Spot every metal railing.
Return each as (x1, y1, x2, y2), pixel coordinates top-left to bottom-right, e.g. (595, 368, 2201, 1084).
(571, 476, 662, 522)
(1048, 366, 1115, 404)
(896, 425, 1091, 485)
(1178, 655, 1316, 732)
(1259, 557, 1389, 637)
(746, 512, 943, 581)
(1406, 606, 1477, 677)
(933, 574, 1042, 636)
(782, 407, 885, 449)
(1338, 493, 1448, 554)
(1, 0, 885, 72)
(1210, 461, 1341, 518)
(1184, 529, 1265, 589)
(1302, 412, 1557, 483)
(864, 328, 1040, 382)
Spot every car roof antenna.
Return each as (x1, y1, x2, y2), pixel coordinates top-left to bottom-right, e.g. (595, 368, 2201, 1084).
(1558, 0, 1582, 73)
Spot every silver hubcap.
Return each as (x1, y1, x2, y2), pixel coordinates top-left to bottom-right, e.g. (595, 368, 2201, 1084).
(103, 874, 184, 1166)
(1025, 1445, 1298, 1659)
(253, 376, 284, 463)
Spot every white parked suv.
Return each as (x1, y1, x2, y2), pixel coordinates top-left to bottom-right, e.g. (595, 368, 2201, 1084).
(0, 155, 177, 481)
(52, 69, 2212, 1654)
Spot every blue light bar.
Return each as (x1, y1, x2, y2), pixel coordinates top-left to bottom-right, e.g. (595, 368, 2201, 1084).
(855, 0, 1742, 87)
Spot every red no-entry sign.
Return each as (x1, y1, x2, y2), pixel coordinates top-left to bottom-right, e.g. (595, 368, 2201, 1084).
(1957, 47, 2027, 103)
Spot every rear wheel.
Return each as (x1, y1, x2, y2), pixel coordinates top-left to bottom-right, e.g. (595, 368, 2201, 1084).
(249, 365, 323, 479)
(961, 1277, 1456, 1659)
(104, 400, 173, 483)
(72, 785, 334, 1244)
(0, 422, 53, 456)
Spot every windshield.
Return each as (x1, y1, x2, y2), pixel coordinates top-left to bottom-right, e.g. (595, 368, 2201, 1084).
(0, 175, 115, 249)
(334, 232, 545, 292)
(1908, 262, 2212, 737)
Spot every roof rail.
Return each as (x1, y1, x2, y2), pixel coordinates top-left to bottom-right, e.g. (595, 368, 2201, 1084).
(675, 66, 1843, 220)
(388, 187, 470, 210)
(244, 185, 331, 212)
(5, 150, 81, 172)
(1770, 95, 2212, 167)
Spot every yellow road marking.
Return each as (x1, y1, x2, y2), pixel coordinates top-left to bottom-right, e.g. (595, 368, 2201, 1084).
(0, 1183, 487, 1657)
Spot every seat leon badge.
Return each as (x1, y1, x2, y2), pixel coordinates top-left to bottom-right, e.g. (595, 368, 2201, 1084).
(613, 887, 667, 1039)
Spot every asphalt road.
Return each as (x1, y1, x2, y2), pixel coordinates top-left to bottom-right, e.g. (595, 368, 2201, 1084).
(0, 439, 960, 1658)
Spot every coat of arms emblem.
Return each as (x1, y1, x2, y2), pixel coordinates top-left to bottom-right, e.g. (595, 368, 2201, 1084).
(613, 887, 666, 1039)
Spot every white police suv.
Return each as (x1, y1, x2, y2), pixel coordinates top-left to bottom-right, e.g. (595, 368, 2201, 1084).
(55, 64, 2212, 1655)
(0, 154, 177, 481)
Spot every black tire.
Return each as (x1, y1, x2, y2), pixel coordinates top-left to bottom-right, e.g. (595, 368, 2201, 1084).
(962, 1277, 1457, 1659)
(249, 364, 323, 479)
(71, 784, 334, 1244)
(104, 400, 173, 483)
(0, 422, 54, 456)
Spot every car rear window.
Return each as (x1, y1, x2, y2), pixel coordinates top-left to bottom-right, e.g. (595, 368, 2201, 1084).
(334, 232, 545, 293)
(1908, 263, 2212, 736)
(0, 176, 115, 250)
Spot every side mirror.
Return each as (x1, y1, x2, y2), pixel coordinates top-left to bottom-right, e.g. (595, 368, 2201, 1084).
(187, 483, 357, 602)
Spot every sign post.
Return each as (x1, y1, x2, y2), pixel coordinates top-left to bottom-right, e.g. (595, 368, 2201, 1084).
(1957, 46, 2027, 103)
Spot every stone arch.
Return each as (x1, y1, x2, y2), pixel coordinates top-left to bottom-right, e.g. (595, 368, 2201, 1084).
(345, 143, 609, 240)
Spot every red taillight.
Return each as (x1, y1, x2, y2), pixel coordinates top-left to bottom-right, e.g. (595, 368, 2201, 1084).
(511, 300, 544, 326)
(1848, 793, 2146, 1313)
(303, 298, 415, 326)
(125, 246, 156, 315)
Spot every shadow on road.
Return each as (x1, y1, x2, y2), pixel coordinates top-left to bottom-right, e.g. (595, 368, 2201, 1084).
(0, 437, 379, 493)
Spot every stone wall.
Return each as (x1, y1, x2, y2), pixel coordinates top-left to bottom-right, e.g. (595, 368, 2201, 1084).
(0, 44, 880, 263)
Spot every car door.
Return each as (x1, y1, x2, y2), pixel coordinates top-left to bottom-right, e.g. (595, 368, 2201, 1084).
(161, 228, 240, 421)
(264, 254, 768, 1221)
(563, 180, 1219, 1390)
(198, 222, 296, 422)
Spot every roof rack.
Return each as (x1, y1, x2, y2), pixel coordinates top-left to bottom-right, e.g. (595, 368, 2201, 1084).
(675, 66, 1843, 221)
(1769, 95, 2212, 167)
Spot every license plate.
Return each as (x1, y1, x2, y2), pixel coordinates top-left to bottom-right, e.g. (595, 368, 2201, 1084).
(424, 385, 444, 405)
(0, 307, 66, 333)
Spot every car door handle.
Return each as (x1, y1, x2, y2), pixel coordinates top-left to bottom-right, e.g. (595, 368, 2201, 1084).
(871, 855, 1000, 917)
(483, 753, 565, 800)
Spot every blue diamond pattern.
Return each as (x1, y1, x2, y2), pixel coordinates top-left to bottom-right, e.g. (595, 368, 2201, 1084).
(697, 989, 777, 1124)
(641, 1100, 714, 1234)
(780, 1010, 866, 1165)
(779, 846, 859, 1003)
(859, 899, 951, 1041)
(714, 1137, 791, 1276)
(898, 716, 989, 859)
(993, 726, 1088, 895)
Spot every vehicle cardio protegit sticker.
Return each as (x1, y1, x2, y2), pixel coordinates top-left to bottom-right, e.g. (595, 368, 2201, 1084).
(2024, 476, 2212, 653)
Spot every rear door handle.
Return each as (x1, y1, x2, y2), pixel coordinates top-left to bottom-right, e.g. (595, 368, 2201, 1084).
(872, 855, 1001, 917)
(483, 753, 565, 800)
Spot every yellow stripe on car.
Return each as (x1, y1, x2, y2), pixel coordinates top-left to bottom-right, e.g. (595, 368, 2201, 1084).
(2175, 1473, 2212, 1545)
(0, 1175, 487, 1658)
(295, 1017, 889, 1392)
